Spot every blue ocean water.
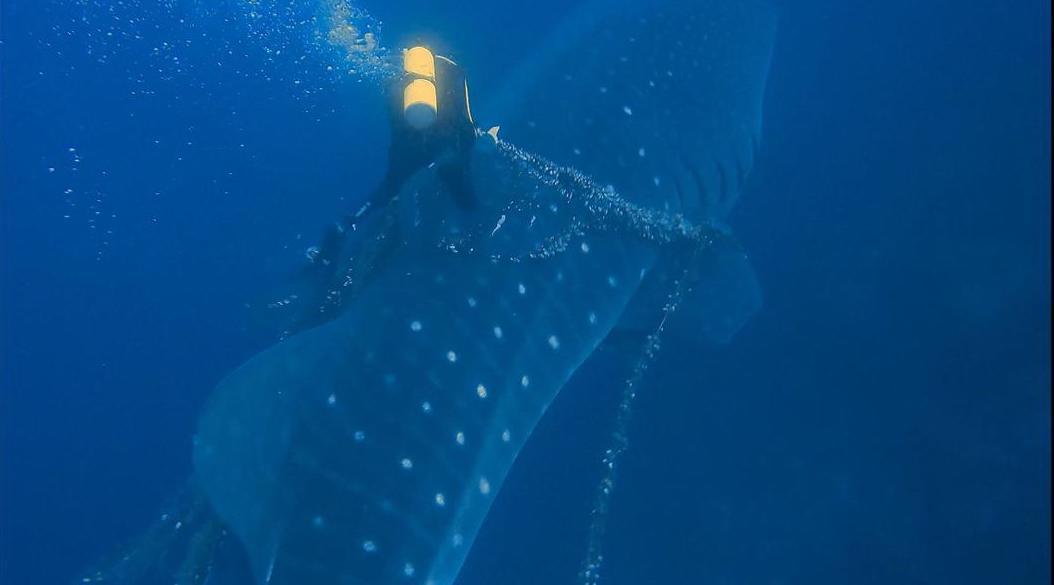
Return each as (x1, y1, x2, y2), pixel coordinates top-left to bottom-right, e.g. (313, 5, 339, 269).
(0, 0, 1049, 584)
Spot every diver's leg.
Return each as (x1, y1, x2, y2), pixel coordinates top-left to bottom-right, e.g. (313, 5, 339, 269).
(343, 174, 401, 230)
(305, 173, 396, 293)
(342, 136, 429, 230)
(437, 154, 476, 210)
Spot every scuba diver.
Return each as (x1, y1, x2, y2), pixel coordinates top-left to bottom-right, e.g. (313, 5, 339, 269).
(365, 46, 479, 217)
(315, 46, 478, 268)
(293, 46, 479, 332)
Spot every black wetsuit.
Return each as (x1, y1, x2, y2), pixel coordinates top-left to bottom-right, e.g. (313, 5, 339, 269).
(365, 55, 478, 215)
(313, 55, 477, 268)
(298, 55, 477, 330)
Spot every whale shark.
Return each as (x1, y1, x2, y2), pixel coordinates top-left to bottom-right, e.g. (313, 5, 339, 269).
(81, 0, 775, 583)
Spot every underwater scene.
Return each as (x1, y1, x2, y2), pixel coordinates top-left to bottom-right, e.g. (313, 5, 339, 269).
(0, 0, 1050, 583)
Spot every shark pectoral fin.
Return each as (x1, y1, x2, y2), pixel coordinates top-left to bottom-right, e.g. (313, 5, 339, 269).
(676, 236, 763, 345)
(614, 235, 762, 347)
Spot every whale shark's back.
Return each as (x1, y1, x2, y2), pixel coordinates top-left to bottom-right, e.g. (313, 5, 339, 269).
(195, 221, 660, 584)
(486, 0, 776, 224)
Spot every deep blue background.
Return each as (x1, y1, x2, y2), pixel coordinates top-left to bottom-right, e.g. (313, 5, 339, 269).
(1, 1, 1050, 584)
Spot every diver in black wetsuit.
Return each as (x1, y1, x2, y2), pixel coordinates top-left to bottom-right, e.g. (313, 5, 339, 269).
(313, 47, 478, 271)
(362, 51, 478, 217)
(289, 47, 478, 333)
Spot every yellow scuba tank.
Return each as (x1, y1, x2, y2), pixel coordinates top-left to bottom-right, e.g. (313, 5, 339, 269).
(403, 46, 438, 129)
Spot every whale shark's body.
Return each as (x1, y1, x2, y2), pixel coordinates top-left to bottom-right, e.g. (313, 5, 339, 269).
(83, 0, 775, 583)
